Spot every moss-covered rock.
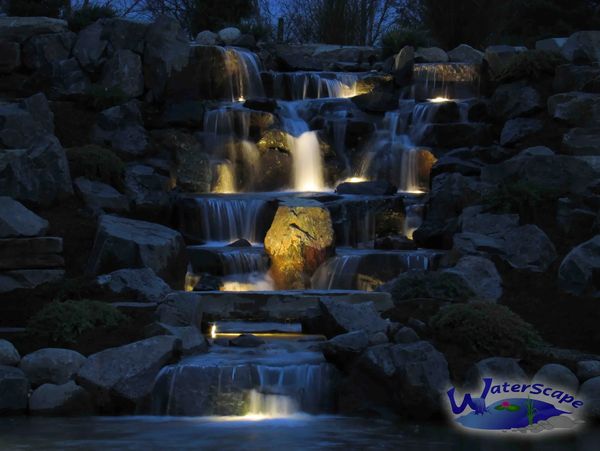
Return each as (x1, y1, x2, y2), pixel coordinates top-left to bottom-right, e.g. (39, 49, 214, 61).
(66, 145, 125, 191)
(386, 270, 474, 303)
(494, 50, 566, 83)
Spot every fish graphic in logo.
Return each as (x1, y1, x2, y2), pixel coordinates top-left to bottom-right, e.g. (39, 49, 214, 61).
(446, 377, 585, 433)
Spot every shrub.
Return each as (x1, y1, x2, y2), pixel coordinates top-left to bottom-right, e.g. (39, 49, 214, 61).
(9, 0, 63, 17)
(382, 28, 431, 58)
(494, 50, 567, 83)
(69, 5, 116, 32)
(27, 300, 127, 344)
(386, 270, 474, 302)
(430, 303, 544, 356)
(66, 145, 125, 190)
(85, 84, 129, 111)
(239, 20, 272, 42)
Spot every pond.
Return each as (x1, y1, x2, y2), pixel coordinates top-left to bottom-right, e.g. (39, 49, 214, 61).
(0, 415, 597, 451)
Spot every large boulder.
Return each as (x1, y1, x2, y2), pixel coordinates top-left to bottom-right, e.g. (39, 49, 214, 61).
(443, 255, 502, 302)
(33, 57, 91, 99)
(465, 357, 527, 389)
(0, 339, 19, 366)
(335, 180, 396, 195)
(87, 215, 188, 289)
(0, 135, 72, 207)
(318, 299, 390, 338)
(532, 363, 579, 393)
(577, 360, 600, 382)
(548, 92, 600, 127)
(0, 40, 20, 73)
(448, 44, 484, 64)
(98, 18, 149, 55)
(143, 16, 190, 101)
(490, 82, 542, 120)
(274, 44, 380, 71)
(415, 47, 448, 63)
(322, 330, 370, 366)
(72, 22, 107, 71)
(74, 177, 129, 214)
(0, 17, 68, 42)
(22, 31, 76, 70)
(579, 376, 600, 420)
(264, 200, 335, 289)
(562, 31, 600, 63)
(218, 27, 242, 45)
(0, 365, 29, 413)
(100, 49, 144, 98)
(0, 93, 54, 149)
(484, 45, 526, 77)
(558, 235, 600, 298)
(554, 64, 600, 93)
(392, 45, 414, 84)
(350, 341, 450, 418)
(0, 197, 48, 238)
(91, 101, 149, 159)
(195, 30, 217, 46)
(19, 348, 86, 387)
(500, 118, 544, 146)
(29, 381, 93, 415)
(0, 269, 64, 294)
(96, 267, 172, 302)
(76, 336, 181, 410)
(123, 164, 171, 216)
(562, 128, 600, 155)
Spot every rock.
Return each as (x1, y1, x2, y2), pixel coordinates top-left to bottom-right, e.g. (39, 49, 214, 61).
(532, 364, 579, 393)
(72, 22, 107, 71)
(143, 16, 190, 101)
(0, 135, 72, 207)
(415, 47, 448, 63)
(88, 215, 188, 289)
(0, 17, 67, 42)
(244, 97, 278, 113)
(22, 31, 75, 70)
(491, 82, 542, 120)
(96, 268, 172, 302)
(413, 123, 493, 148)
(481, 154, 598, 196)
(460, 207, 519, 237)
(579, 376, 600, 420)
(392, 45, 414, 84)
(318, 299, 389, 338)
(195, 30, 217, 45)
(230, 333, 265, 348)
(369, 331, 389, 346)
(548, 92, 600, 127)
(34, 57, 90, 99)
(91, 101, 149, 159)
(335, 180, 396, 195)
(431, 156, 482, 177)
(393, 326, 419, 344)
(374, 235, 417, 251)
(100, 49, 144, 98)
(535, 37, 567, 53)
(19, 348, 86, 387)
(98, 18, 149, 55)
(443, 255, 502, 302)
(484, 45, 526, 77)
(465, 357, 526, 388)
(518, 146, 555, 157)
(0, 197, 48, 238)
(562, 31, 600, 63)
(355, 341, 450, 418)
(275, 43, 380, 71)
(577, 360, 600, 382)
(233, 33, 255, 49)
(323, 330, 369, 361)
(562, 128, 600, 155)
(264, 200, 335, 289)
(76, 336, 181, 409)
(0, 339, 19, 366)
(29, 381, 92, 415)
(500, 118, 544, 146)
(0, 365, 29, 413)
(448, 44, 484, 64)
(0, 93, 54, 149)
(123, 164, 171, 216)
(73, 177, 129, 214)
(0, 237, 63, 270)
(160, 101, 205, 128)
(554, 64, 600, 93)
(0, 269, 64, 294)
(0, 40, 20, 73)
(148, 323, 208, 355)
(217, 27, 241, 45)
(558, 235, 600, 297)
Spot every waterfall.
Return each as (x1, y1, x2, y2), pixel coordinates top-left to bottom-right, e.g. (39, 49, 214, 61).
(311, 255, 361, 290)
(272, 72, 360, 100)
(220, 250, 268, 274)
(212, 160, 236, 193)
(413, 62, 481, 100)
(220, 47, 265, 101)
(197, 198, 269, 243)
(246, 390, 299, 417)
(220, 272, 274, 291)
(279, 102, 326, 192)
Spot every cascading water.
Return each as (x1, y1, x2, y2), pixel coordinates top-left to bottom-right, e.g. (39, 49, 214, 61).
(219, 46, 265, 101)
(413, 62, 481, 101)
(278, 102, 326, 192)
(271, 72, 360, 100)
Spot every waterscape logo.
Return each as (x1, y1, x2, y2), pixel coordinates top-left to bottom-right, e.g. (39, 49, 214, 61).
(446, 377, 585, 434)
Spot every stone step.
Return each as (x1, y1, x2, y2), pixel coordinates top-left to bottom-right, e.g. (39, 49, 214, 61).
(214, 321, 302, 334)
(156, 290, 393, 326)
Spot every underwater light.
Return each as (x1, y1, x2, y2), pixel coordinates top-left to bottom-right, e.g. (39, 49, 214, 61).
(428, 97, 452, 103)
(238, 96, 246, 102)
(210, 323, 217, 339)
(344, 177, 368, 183)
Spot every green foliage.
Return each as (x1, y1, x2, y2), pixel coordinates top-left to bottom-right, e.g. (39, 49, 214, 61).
(66, 145, 125, 191)
(494, 50, 567, 83)
(9, 0, 64, 17)
(85, 84, 129, 111)
(382, 28, 431, 58)
(483, 181, 559, 217)
(429, 303, 544, 356)
(387, 270, 474, 302)
(27, 300, 127, 344)
(69, 5, 116, 32)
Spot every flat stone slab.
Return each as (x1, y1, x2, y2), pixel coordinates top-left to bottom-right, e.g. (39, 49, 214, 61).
(157, 290, 393, 324)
